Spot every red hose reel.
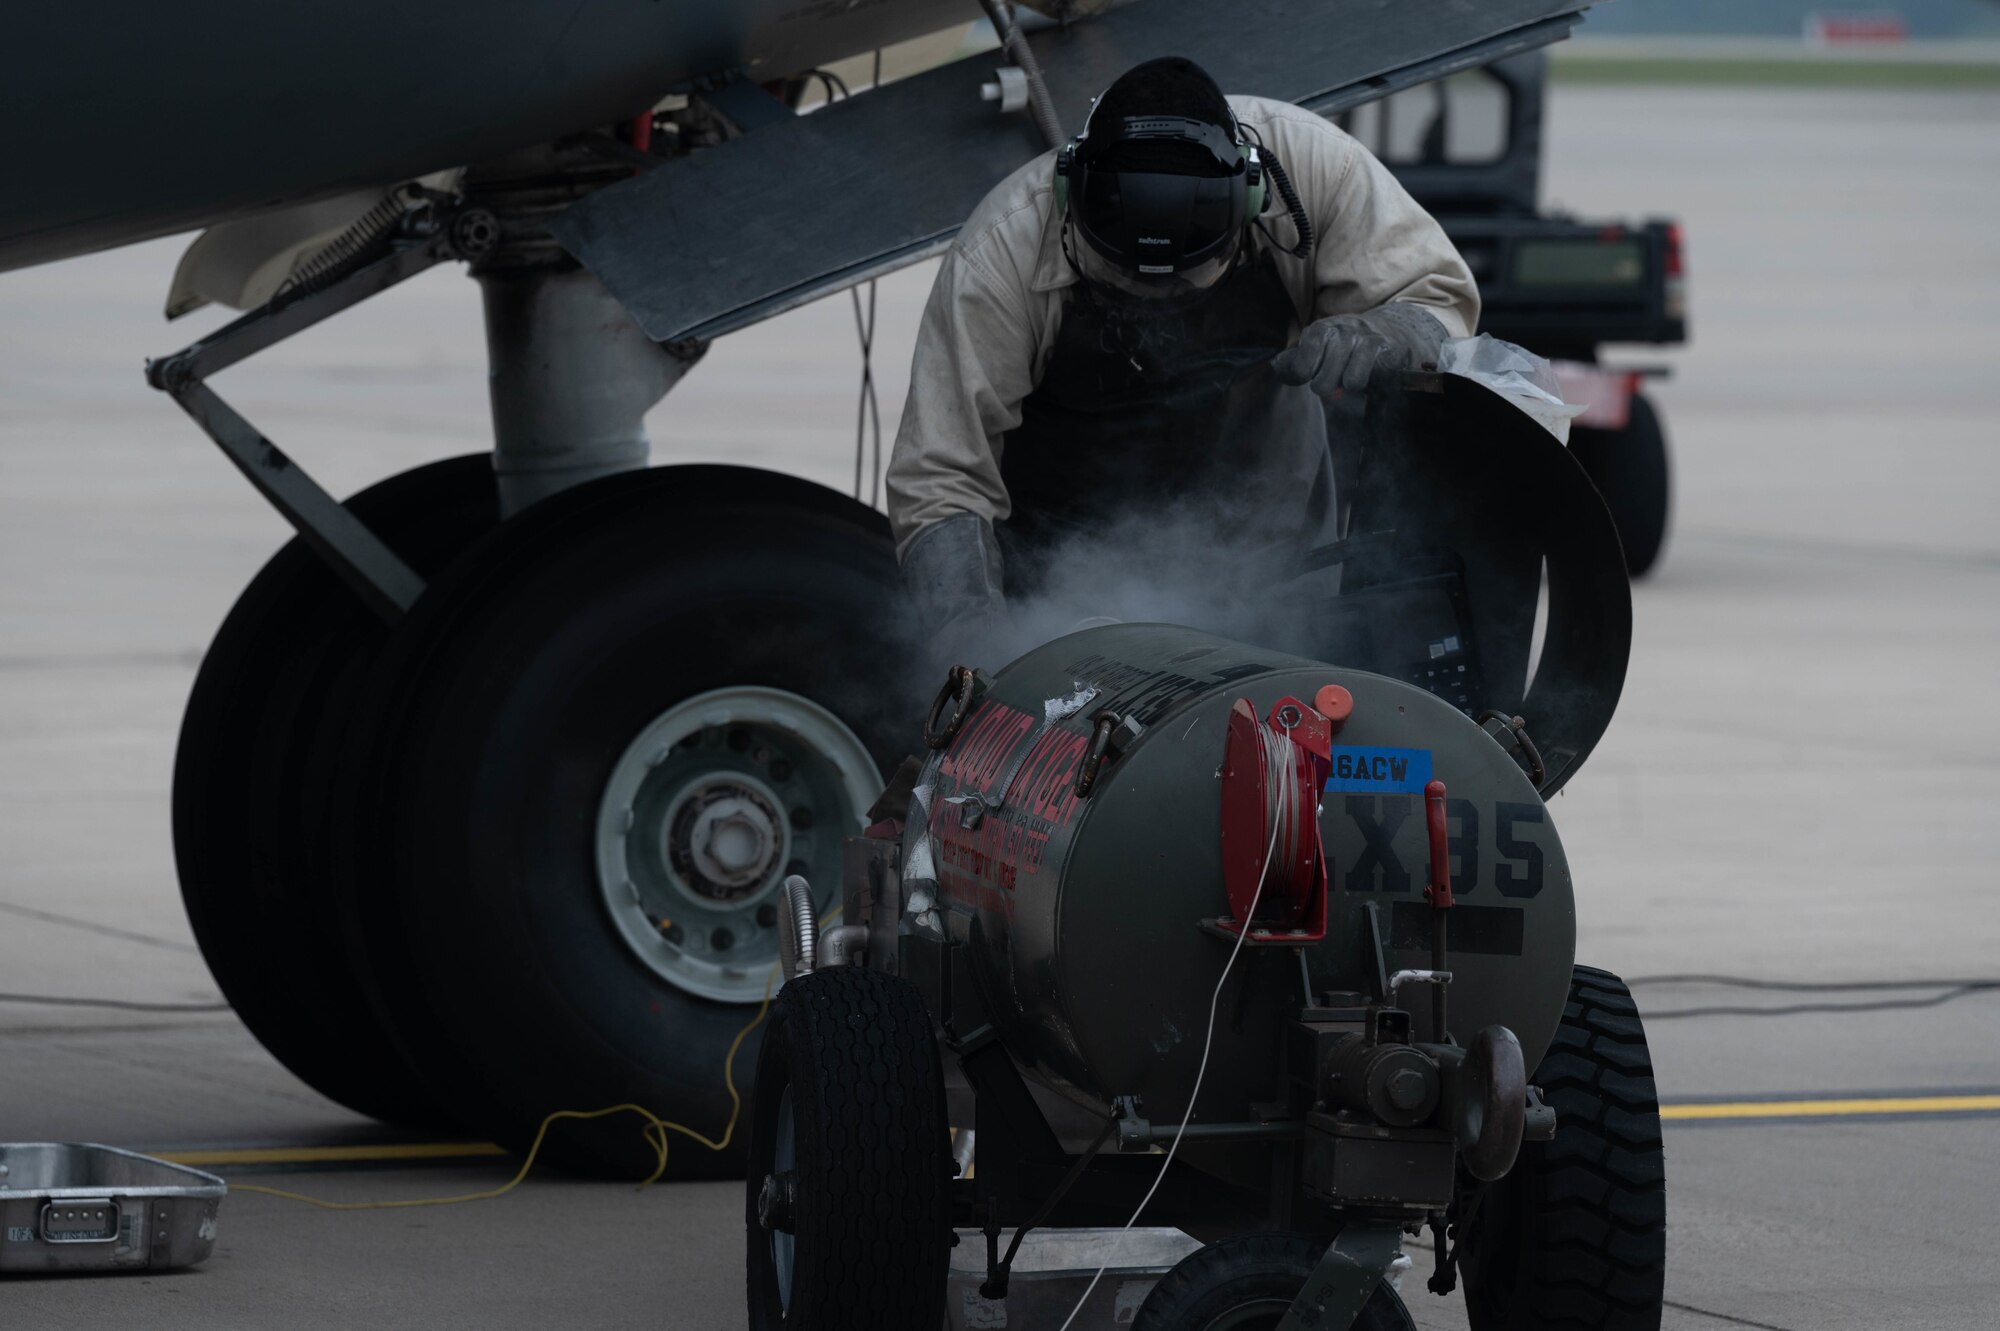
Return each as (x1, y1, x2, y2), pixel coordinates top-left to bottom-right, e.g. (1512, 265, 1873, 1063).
(1211, 688, 1349, 944)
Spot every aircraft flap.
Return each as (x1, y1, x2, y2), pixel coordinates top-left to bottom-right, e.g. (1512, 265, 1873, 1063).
(551, 0, 1594, 345)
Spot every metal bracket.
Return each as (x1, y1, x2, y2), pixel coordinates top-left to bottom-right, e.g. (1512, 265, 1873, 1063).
(144, 218, 458, 625)
(1275, 1220, 1404, 1331)
(1362, 901, 1394, 1002)
(695, 76, 797, 135)
(1476, 710, 1548, 789)
(978, 1112, 1118, 1300)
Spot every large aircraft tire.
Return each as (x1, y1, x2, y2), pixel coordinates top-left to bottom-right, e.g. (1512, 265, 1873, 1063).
(173, 454, 499, 1127)
(1568, 392, 1670, 579)
(338, 466, 911, 1178)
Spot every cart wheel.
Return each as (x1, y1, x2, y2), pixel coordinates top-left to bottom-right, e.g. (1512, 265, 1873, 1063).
(1134, 1232, 1416, 1331)
(339, 465, 916, 1177)
(746, 967, 950, 1330)
(1568, 392, 1670, 578)
(174, 454, 497, 1127)
(1459, 965, 1666, 1331)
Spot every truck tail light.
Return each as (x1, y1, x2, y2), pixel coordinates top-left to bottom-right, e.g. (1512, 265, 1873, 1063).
(1663, 223, 1686, 320)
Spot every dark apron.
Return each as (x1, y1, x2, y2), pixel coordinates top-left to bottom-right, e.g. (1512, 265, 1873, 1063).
(996, 250, 1337, 603)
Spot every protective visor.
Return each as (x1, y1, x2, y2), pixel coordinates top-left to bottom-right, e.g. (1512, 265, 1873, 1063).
(1073, 231, 1239, 305)
(1072, 116, 1248, 278)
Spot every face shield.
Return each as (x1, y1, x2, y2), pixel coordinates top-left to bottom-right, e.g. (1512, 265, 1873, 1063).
(1073, 224, 1240, 306)
(1067, 116, 1251, 307)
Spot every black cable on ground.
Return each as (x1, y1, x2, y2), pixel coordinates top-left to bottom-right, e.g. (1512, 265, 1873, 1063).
(1628, 973, 2000, 990)
(0, 992, 231, 1013)
(1625, 973, 2000, 1020)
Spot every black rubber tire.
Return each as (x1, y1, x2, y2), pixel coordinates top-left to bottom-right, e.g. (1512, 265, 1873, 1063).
(1135, 1232, 1416, 1331)
(173, 454, 498, 1126)
(1568, 392, 1670, 578)
(745, 967, 950, 1331)
(1460, 965, 1666, 1331)
(338, 466, 913, 1178)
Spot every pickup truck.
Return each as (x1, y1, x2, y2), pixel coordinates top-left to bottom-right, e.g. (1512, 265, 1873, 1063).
(1342, 50, 1686, 576)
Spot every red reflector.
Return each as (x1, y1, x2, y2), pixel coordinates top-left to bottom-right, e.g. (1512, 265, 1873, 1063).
(1665, 224, 1685, 278)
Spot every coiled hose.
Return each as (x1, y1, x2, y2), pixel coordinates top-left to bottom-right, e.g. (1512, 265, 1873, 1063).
(1250, 712, 1312, 904)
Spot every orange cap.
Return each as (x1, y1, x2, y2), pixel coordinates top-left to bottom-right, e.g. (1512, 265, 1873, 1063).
(1313, 684, 1353, 726)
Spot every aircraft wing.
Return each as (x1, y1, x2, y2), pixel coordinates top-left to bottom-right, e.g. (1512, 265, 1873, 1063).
(551, 0, 1595, 345)
(0, 0, 968, 274)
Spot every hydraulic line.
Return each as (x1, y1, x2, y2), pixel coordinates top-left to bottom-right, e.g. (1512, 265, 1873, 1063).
(977, 0, 1065, 151)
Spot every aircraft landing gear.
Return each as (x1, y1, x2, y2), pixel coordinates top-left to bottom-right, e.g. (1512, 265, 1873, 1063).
(156, 173, 913, 1171)
(338, 466, 907, 1176)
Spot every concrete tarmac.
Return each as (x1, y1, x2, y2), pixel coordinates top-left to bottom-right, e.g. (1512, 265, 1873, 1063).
(3, 84, 1997, 1327)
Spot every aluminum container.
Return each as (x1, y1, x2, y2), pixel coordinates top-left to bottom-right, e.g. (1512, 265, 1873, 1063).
(0, 1143, 225, 1273)
(947, 1227, 1201, 1330)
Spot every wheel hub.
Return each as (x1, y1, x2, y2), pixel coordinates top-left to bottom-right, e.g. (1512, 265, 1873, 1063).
(595, 686, 879, 1004)
(672, 783, 784, 901)
(756, 1170, 798, 1233)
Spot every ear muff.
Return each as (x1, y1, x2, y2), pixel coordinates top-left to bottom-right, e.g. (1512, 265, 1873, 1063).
(1243, 144, 1265, 220)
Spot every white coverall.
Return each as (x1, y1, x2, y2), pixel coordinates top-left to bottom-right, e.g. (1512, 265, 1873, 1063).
(885, 94, 1480, 559)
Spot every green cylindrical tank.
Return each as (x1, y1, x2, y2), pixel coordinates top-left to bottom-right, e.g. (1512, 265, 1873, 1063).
(910, 621, 1575, 1128)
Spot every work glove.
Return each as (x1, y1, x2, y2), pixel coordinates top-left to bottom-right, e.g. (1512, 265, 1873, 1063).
(1270, 304, 1449, 397)
(901, 512, 1011, 674)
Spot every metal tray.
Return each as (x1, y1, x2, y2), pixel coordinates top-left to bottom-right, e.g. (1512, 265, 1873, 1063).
(0, 1143, 226, 1274)
(948, 1227, 1201, 1330)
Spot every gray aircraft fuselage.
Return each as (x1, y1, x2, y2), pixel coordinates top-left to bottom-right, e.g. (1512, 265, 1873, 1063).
(0, 0, 961, 273)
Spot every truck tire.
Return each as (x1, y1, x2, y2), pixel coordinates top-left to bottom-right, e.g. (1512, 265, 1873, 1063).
(174, 454, 497, 1127)
(1134, 1232, 1415, 1331)
(1459, 965, 1666, 1331)
(1568, 392, 1670, 578)
(746, 966, 950, 1331)
(338, 466, 913, 1177)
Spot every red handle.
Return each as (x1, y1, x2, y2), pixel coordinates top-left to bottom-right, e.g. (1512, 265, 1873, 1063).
(1424, 778, 1453, 908)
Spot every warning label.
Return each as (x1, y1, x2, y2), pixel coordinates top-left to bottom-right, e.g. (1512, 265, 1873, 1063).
(1323, 745, 1433, 794)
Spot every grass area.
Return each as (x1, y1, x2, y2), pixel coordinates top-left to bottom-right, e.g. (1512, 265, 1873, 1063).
(1550, 55, 2000, 89)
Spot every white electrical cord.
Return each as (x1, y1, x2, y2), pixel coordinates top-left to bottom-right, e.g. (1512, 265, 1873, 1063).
(1055, 717, 1298, 1330)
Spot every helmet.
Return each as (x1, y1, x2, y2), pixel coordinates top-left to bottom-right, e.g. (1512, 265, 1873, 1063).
(1055, 58, 1264, 294)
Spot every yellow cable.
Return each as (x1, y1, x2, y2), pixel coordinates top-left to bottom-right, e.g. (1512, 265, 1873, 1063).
(238, 958, 786, 1211)
(233, 1102, 678, 1210)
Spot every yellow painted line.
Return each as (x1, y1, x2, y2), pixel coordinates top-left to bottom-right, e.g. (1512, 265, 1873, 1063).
(1661, 1094, 2000, 1122)
(158, 1141, 508, 1167)
(153, 1094, 2000, 1166)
